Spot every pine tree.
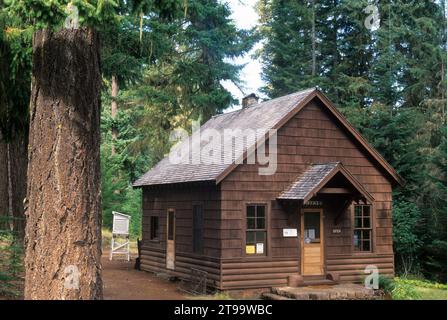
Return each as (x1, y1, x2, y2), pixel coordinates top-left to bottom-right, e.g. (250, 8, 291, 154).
(171, 0, 254, 120)
(127, 0, 253, 165)
(373, 0, 446, 109)
(425, 125, 447, 281)
(258, 0, 317, 98)
(257, 0, 374, 108)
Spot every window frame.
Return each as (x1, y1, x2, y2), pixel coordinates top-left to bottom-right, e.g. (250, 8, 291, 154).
(352, 204, 373, 253)
(149, 215, 160, 241)
(244, 203, 268, 257)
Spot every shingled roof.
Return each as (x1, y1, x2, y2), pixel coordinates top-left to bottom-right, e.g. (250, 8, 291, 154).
(133, 88, 315, 187)
(133, 88, 403, 187)
(278, 163, 339, 201)
(277, 162, 374, 203)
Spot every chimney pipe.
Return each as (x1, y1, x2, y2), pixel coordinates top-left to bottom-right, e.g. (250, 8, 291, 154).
(242, 93, 259, 109)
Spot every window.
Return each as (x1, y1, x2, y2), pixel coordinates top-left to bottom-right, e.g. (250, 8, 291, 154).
(150, 216, 159, 240)
(353, 205, 372, 252)
(246, 205, 266, 255)
(167, 210, 175, 241)
(193, 205, 204, 254)
(304, 212, 320, 243)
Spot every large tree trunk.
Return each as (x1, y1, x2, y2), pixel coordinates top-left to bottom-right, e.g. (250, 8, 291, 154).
(25, 28, 102, 300)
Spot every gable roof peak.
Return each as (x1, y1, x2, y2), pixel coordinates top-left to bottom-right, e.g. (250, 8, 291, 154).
(133, 88, 403, 187)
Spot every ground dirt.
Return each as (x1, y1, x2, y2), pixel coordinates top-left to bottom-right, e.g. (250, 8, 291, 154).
(102, 253, 192, 300)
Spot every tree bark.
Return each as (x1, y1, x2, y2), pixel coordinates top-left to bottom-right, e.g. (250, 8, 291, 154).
(111, 74, 118, 156)
(25, 28, 102, 300)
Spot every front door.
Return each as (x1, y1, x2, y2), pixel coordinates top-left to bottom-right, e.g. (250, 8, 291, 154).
(301, 210, 324, 275)
(166, 209, 175, 270)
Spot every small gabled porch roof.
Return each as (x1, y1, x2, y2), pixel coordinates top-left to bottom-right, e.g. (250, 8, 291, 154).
(277, 162, 374, 204)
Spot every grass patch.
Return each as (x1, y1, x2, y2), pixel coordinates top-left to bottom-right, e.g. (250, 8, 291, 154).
(414, 287, 447, 300)
(392, 277, 447, 300)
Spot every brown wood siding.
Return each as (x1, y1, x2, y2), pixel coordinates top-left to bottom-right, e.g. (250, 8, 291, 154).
(140, 246, 221, 288)
(219, 99, 394, 288)
(221, 258, 299, 290)
(326, 254, 394, 282)
(140, 184, 222, 289)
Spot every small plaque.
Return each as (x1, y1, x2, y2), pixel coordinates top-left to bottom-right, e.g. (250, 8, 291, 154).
(332, 228, 342, 234)
(303, 200, 323, 208)
(283, 228, 298, 237)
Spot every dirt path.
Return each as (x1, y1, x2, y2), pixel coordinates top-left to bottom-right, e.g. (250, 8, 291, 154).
(102, 254, 191, 300)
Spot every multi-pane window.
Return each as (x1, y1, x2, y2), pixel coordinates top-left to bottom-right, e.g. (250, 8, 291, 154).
(150, 216, 159, 240)
(246, 205, 266, 255)
(353, 205, 372, 252)
(193, 205, 204, 254)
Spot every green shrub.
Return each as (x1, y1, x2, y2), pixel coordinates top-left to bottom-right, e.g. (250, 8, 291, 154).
(0, 229, 24, 298)
(378, 275, 395, 293)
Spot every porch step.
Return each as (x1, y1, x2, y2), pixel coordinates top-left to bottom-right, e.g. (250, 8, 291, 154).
(302, 279, 335, 287)
(261, 292, 293, 300)
(303, 275, 327, 280)
(300, 275, 336, 287)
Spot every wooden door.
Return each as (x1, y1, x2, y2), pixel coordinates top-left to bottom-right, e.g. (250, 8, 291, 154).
(166, 209, 175, 270)
(301, 210, 324, 275)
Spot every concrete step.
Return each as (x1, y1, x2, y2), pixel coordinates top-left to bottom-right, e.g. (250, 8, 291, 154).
(261, 292, 293, 300)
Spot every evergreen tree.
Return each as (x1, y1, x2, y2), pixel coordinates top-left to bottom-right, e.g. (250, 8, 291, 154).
(257, 0, 317, 98)
(257, 0, 374, 108)
(327, 0, 373, 110)
(127, 0, 254, 165)
(421, 125, 447, 281)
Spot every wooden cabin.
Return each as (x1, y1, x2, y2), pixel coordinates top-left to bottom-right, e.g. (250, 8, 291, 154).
(133, 88, 402, 291)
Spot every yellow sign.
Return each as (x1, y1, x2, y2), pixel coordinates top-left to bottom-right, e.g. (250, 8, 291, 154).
(245, 245, 255, 254)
